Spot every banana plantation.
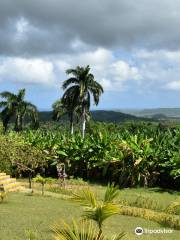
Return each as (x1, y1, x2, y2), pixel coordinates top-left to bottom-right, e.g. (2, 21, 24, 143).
(0, 121, 179, 189)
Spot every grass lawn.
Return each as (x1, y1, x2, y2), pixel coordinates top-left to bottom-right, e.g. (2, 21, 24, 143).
(0, 189, 179, 240)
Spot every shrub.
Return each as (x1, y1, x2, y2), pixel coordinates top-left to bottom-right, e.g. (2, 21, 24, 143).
(0, 191, 7, 202)
(33, 175, 56, 195)
(119, 206, 180, 230)
(0, 134, 47, 181)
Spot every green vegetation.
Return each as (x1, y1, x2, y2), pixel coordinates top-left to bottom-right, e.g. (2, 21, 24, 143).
(0, 88, 38, 132)
(54, 65, 103, 138)
(52, 185, 125, 240)
(0, 132, 46, 188)
(38, 110, 148, 123)
(72, 185, 123, 238)
(1, 121, 178, 189)
(0, 65, 180, 239)
(0, 188, 179, 240)
(0, 121, 180, 189)
(0, 191, 7, 202)
(33, 175, 55, 196)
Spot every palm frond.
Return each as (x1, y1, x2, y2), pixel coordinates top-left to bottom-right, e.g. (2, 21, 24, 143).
(51, 219, 104, 240)
(17, 88, 26, 101)
(84, 204, 120, 227)
(0, 101, 7, 108)
(62, 78, 80, 90)
(89, 81, 104, 105)
(0, 91, 17, 100)
(72, 188, 97, 208)
(52, 99, 67, 121)
(108, 232, 126, 240)
(25, 102, 39, 128)
(66, 68, 79, 76)
(52, 99, 64, 109)
(62, 86, 80, 107)
(103, 184, 119, 203)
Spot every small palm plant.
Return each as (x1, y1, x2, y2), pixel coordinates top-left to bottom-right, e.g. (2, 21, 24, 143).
(52, 218, 124, 240)
(33, 175, 54, 196)
(0, 185, 7, 202)
(52, 185, 125, 240)
(72, 185, 122, 238)
(0, 191, 7, 202)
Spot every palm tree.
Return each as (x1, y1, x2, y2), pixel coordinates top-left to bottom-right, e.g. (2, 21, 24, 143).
(62, 65, 104, 138)
(0, 89, 39, 132)
(52, 86, 80, 135)
(0, 106, 13, 133)
(0, 91, 17, 133)
(72, 185, 125, 239)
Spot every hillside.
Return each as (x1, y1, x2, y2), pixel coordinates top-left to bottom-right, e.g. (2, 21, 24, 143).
(120, 108, 180, 118)
(38, 110, 147, 123)
(91, 110, 143, 122)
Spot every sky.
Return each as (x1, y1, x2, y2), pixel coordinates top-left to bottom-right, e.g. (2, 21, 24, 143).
(1, 0, 180, 110)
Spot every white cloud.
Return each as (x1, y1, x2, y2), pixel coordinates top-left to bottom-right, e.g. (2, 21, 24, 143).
(67, 48, 114, 66)
(0, 47, 142, 91)
(4, 47, 180, 94)
(0, 58, 56, 85)
(55, 48, 141, 91)
(56, 60, 70, 72)
(165, 81, 180, 90)
(110, 61, 141, 81)
(135, 49, 180, 62)
(131, 49, 180, 92)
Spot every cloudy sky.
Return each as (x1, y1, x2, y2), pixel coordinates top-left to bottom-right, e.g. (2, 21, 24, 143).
(1, 0, 180, 110)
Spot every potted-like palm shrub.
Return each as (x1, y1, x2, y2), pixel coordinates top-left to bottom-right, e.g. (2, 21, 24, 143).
(52, 185, 125, 239)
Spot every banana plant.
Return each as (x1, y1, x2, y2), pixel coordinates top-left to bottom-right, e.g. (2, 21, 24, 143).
(118, 134, 154, 186)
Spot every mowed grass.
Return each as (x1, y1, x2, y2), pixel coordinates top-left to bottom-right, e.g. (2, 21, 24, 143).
(0, 189, 180, 240)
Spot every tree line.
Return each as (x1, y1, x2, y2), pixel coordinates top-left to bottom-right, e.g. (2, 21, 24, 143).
(0, 65, 103, 137)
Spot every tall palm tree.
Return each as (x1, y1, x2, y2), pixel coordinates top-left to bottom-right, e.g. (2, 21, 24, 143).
(0, 89, 39, 132)
(52, 87, 80, 135)
(62, 65, 104, 138)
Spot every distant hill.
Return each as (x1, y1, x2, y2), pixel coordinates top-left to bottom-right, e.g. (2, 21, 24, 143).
(91, 110, 143, 122)
(38, 110, 148, 123)
(120, 108, 180, 119)
(151, 113, 167, 120)
(39, 111, 53, 122)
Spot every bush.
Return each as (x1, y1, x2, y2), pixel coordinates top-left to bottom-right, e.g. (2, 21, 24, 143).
(0, 134, 46, 177)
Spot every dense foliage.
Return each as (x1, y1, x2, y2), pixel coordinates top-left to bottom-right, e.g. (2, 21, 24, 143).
(1, 121, 179, 189)
(0, 124, 46, 178)
(0, 89, 38, 132)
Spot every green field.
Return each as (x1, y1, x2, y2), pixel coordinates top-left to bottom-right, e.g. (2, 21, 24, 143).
(0, 187, 179, 240)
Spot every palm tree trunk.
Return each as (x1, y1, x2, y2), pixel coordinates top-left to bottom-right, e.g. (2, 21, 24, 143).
(28, 172, 32, 189)
(15, 114, 23, 131)
(20, 115, 23, 131)
(42, 183, 44, 196)
(3, 119, 8, 134)
(97, 227, 102, 239)
(82, 106, 86, 139)
(14, 115, 19, 131)
(70, 113, 74, 135)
